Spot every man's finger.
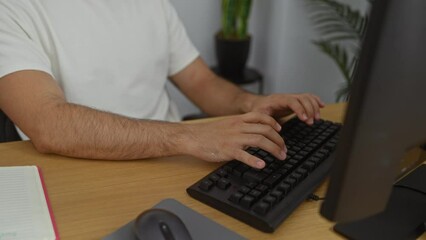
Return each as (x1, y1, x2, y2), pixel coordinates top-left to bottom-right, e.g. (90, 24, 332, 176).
(242, 112, 281, 132)
(243, 134, 286, 160)
(305, 95, 321, 120)
(306, 94, 320, 120)
(236, 150, 265, 169)
(287, 98, 309, 122)
(297, 96, 315, 124)
(312, 94, 326, 108)
(242, 123, 286, 151)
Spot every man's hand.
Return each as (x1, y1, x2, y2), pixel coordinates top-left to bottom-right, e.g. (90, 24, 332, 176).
(249, 93, 325, 125)
(183, 112, 287, 169)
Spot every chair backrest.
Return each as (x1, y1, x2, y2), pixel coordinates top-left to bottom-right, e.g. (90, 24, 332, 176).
(0, 110, 21, 143)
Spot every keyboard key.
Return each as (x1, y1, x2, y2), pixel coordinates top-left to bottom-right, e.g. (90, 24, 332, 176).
(257, 150, 269, 158)
(255, 184, 269, 193)
(253, 202, 270, 215)
(287, 150, 296, 156)
(251, 147, 260, 151)
(263, 195, 277, 205)
(296, 168, 308, 178)
(299, 151, 309, 157)
(313, 129, 323, 135)
(229, 192, 244, 204)
(263, 173, 282, 187)
(282, 163, 293, 170)
(246, 182, 258, 189)
(243, 170, 268, 183)
(240, 195, 256, 208)
(199, 180, 213, 191)
(270, 190, 285, 200)
(302, 161, 316, 171)
(277, 167, 289, 175)
(269, 162, 280, 170)
(314, 152, 326, 159)
(288, 159, 298, 165)
(296, 143, 306, 148)
(217, 169, 228, 177)
(217, 178, 231, 190)
(239, 186, 251, 194)
(308, 143, 318, 148)
(324, 142, 337, 150)
(284, 177, 297, 187)
(247, 148, 257, 154)
(292, 146, 301, 152)
(290, 173, 303, 181)
(233, 164, 250, 177)
(309, 157, 321, 165)
(209, 174, 220, 183)
(262, 168, 273, 175)
(224, 161, 240, 172)
(249, 189, 262, 199)
(264, 155, 275, 164)
(318, 124, 328, 129)
(318, 148, 330, 156)
(303, 147, 314, 153)
(316, 135, 327, 141)
(277, 182, 291, 194)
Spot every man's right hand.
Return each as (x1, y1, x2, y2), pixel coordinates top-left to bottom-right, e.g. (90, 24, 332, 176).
(183, 112, 287, 169)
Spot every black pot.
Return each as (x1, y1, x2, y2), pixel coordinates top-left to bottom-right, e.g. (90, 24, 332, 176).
(215, 34, 251, 79)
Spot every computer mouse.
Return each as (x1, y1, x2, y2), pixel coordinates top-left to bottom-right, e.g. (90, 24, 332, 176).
(133, 208, 193, 240)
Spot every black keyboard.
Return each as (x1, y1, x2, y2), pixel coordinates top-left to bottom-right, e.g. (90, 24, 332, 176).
(187, 118, 341, 232)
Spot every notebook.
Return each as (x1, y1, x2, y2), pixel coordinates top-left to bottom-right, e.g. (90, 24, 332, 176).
(0, 166, 59, 240)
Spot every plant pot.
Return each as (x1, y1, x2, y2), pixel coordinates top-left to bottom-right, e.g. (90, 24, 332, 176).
(215, 34, 251, 79)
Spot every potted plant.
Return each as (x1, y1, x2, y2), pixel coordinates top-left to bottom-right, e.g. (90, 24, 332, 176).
(216, 0, 253, 80)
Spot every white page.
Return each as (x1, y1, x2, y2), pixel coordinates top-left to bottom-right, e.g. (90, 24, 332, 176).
(0, 166, 56, 240)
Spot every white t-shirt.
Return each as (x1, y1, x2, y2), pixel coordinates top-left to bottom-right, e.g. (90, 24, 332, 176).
(0, 0, 199, 139)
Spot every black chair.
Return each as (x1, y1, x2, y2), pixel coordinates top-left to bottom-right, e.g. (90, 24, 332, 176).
(0, 110, 21, 143)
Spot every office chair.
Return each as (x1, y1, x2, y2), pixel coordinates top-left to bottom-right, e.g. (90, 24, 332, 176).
(0, 110, 21, 143)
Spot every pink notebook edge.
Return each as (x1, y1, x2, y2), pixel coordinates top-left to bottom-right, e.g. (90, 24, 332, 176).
(37, 166, 60, 240)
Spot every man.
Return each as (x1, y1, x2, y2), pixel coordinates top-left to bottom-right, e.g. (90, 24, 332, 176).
(0, 0, 324, 169)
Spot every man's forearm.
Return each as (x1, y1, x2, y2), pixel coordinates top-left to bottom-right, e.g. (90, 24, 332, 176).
(191, 74, 261, 116)
(171, 58, 261, 116)
(32, 102, 191, 160)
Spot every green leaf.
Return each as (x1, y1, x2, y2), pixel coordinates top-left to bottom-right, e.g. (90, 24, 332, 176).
(335, 84, 351, 102)
(222, 0, 238, 38)
(307, 0, 367, 40)
(306, 0, 371, 102)
(313, 40, 352, 82)
(221, 0, 252, 39)
(323, 34, 359, 42)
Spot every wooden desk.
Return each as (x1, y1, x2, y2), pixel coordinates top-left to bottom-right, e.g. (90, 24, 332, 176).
(0, 103, 416, 240)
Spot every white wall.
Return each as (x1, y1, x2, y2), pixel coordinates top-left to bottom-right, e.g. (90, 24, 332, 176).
(168, 0, 369, 117)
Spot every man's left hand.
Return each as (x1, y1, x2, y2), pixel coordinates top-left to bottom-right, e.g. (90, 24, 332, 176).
(249, 93, 325, 125)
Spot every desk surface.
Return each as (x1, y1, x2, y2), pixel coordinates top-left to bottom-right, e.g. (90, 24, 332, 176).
(0, 103, 422, 240)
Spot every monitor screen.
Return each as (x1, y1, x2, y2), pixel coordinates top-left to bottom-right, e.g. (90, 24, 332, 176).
(320, 0, 426, 223)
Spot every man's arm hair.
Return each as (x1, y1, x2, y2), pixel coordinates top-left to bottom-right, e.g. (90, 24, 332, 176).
(0, 70, 190, 159)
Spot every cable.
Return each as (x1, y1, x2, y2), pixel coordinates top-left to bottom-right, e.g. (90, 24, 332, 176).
(307, 193, 325, 201)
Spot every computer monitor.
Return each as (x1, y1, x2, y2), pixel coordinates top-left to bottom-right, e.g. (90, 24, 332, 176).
(320, 0, 426, 236)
